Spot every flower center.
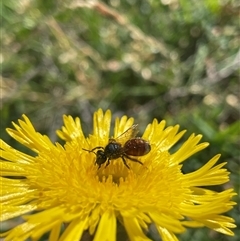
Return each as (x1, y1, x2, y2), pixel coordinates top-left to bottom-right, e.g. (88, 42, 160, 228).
(92, 158, 145, 184)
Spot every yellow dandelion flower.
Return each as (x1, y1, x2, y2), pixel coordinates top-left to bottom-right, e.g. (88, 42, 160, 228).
(0, 109, 237, 241)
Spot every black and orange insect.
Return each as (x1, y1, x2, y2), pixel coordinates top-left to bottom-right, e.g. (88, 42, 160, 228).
(83, 124, 151, 169)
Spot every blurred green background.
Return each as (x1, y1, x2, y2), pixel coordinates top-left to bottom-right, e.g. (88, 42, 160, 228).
(1, 0, 239, 240)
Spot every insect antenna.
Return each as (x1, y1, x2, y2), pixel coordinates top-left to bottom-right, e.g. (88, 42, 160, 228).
(82, 147, 104, 155)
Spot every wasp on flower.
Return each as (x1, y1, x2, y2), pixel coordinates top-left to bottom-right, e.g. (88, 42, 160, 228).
(83, 124, 151, 169)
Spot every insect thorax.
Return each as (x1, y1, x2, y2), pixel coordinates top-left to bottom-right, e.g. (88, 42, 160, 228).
(105, 142, 122, 159)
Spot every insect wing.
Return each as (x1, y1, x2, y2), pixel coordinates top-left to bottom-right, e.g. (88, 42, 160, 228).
(112, 124, 139, 145)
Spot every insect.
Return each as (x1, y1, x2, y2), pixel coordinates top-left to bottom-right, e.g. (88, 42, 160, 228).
(82, 124, 151, 169)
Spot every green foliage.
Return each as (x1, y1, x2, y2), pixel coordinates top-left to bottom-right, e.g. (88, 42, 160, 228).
(1, 0, 239, 240)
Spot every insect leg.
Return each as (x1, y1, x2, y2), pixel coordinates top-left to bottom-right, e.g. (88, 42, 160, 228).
(97, 163, 102, 169)
(105, 158, 111, 167)
(121, 156, 130, 169)
(123, 154, 143, 165)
